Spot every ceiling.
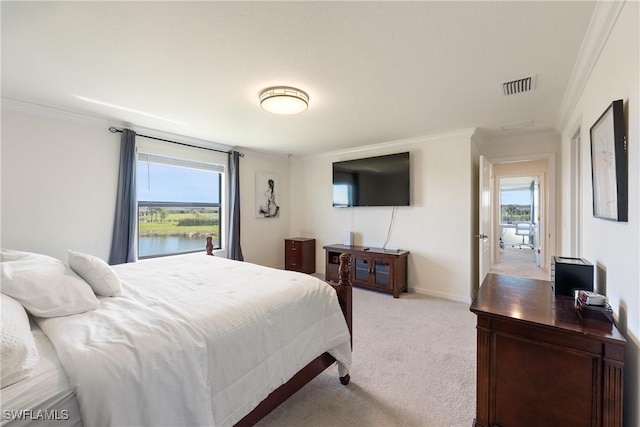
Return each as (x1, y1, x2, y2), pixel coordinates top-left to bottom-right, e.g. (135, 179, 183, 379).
(500, 176, 537, 192)
(1, 1, 596, 157)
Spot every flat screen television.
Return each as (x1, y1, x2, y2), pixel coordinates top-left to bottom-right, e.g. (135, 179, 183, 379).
(332, 152, 410, 207)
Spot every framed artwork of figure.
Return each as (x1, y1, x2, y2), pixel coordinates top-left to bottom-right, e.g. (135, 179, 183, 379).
(255, 172, 280, 218)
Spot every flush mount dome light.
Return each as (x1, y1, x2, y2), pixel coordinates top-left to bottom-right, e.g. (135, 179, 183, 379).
(259, 86, 309, 114)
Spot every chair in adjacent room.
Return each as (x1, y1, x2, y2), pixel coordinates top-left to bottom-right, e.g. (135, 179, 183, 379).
(513, 222, 534, 249)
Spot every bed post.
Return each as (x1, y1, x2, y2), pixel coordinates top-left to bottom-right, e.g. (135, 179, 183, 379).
(334, 253, 352, 385)
(336, 253, 352, 341)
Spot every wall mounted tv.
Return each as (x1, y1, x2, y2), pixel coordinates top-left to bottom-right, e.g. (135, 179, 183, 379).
(332, 152, 410, 207)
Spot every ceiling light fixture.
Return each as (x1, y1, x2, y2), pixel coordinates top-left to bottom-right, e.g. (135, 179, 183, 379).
(259, 86, 309, 115)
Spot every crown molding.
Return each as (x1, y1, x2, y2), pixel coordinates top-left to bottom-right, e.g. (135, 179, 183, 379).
(297, 128, 477, 160)
(0, 97, 372, 161)
(554, 1, 626, 133)
(2, 97, 111, 129)
(1, 97, 236, 153)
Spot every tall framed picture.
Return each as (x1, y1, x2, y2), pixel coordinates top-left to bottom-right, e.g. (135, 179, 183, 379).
(590, 99, 627, 222)
(255, 171, 280, 218)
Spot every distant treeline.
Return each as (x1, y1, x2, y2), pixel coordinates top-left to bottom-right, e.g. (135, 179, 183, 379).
(177, 218, 219, 226)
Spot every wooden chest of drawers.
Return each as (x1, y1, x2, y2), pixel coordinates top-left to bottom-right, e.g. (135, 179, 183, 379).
(470, 274, 625, 427)
(284, 238, 315, 274)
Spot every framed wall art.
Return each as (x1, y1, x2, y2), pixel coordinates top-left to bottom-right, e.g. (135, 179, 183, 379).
(255, 171, 280, 218)
(590, 99, 627, 222)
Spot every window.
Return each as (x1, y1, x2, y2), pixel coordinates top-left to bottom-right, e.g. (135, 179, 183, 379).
(332, 184, 352, 207)
(137, 153, 223, 258)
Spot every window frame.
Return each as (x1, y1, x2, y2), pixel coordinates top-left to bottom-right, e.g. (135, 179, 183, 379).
(136, 139, 227, 260)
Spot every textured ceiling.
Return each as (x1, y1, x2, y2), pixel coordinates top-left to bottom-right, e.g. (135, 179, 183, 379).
(1, 1, 596, 156)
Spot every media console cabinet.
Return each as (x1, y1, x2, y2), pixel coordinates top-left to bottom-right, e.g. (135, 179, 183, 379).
(323, 244, 409, 298)
(470, 273, 626, 427)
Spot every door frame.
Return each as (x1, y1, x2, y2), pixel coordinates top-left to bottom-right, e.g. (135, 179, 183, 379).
(569, 128, 582, 257)
(494, 174, 542, 261)
(484, 152, 556, 272)
(478, 155, 493, 285)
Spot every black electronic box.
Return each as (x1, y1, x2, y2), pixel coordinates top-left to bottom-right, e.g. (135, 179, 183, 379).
(551, 256, 594, 297)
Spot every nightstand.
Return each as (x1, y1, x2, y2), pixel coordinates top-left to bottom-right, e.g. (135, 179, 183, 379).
(284, 238, 315, 274)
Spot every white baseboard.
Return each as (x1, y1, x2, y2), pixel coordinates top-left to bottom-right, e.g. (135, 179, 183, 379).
(411, 285, 472, 304)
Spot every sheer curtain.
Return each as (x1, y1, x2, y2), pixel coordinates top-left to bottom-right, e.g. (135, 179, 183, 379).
(108, 129, 137, 265)
(227, 150, 244, 261)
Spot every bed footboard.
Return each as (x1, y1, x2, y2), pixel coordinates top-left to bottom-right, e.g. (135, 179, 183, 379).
(328, 253, 352, 385)
(234, 253, 353, 426)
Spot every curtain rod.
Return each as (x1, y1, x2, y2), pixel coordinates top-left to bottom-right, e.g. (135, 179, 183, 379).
(108, 127, 243, 157)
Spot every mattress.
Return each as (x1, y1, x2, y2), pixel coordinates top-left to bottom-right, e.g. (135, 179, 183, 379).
(1, 322, 81, 427)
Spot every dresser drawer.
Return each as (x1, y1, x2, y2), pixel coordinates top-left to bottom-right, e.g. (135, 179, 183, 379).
(284, 238, 315, 274)
(285, 240, 303, 253)
(285, 256, 303, 270)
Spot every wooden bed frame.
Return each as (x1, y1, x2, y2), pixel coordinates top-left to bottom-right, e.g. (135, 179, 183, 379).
(235, 253, 353, 426)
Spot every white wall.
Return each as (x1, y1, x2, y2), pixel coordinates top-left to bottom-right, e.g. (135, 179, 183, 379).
(238, 151, 290, 268)
(1, 109, 119, 261)
(290, 131, 476, 302)
(0, 107, 291, 269)
(559, 2, 639, 426)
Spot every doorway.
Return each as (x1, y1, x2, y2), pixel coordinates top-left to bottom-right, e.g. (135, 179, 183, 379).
(488, 158, 551, 281)
(490, 176, 547, 280)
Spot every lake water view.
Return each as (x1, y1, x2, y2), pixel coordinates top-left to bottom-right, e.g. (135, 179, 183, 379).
(139, 235, 209, 258)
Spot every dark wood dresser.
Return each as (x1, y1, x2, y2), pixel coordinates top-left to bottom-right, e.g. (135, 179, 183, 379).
(470, 274, 626, 427)
(284, 238, 315, 274)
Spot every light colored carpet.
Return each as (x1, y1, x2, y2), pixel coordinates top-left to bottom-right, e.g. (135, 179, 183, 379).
(256, 287, 477, 427)
(490, 247, 549, 281)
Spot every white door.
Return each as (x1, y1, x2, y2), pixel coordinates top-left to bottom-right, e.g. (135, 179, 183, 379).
(478, 155, 492, 285)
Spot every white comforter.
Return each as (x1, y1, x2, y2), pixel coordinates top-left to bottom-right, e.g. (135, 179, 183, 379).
(37, 254, 351, 427)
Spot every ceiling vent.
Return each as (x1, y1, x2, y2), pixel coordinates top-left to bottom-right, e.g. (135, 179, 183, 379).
(501, 75, 536, 96)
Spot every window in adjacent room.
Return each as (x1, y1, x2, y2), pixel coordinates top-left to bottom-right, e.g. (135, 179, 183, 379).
(137, 153, 223, 259)
(332, 184, 352, 207)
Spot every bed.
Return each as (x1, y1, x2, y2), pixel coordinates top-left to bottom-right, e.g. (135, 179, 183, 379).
(0, 249, 352, 427)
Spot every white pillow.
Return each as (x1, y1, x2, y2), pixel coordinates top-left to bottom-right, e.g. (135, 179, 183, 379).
(0, 248, 34, 263)
(1, 293, 39, 388)
(67, 250, 122, 297)
(0, 251, 99, 317)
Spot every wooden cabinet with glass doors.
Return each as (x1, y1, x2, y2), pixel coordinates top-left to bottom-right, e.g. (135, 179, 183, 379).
(323, 244, 409, 298)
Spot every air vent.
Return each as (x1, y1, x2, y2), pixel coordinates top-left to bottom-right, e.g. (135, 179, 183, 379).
(501, 75, 536, 96)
